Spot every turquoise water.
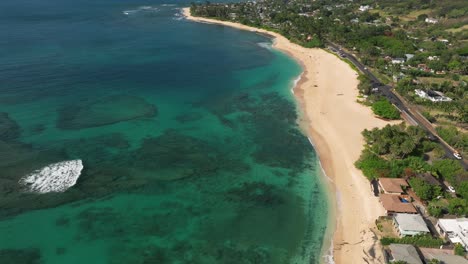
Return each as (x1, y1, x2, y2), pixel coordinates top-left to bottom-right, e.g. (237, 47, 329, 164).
(0, 0, 329, 263)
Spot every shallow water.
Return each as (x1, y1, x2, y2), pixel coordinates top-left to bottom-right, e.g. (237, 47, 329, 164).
(0, 0, 329, 263)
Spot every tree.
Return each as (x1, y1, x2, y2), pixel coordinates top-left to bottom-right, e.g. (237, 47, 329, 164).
(409, 178, 441, 201)
(457, 181, 468, 200)
(432, 159, 464, 184)
(448, 198, 468, 216)
(371, 99, 401, 120)
(454, 243, 466, 256)
(428, 205, 443, 217)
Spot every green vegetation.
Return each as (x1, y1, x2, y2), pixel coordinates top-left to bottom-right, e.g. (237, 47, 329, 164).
(448, 198, 468, 216)
(432, 159, 466, 186)
(455, 243, 466, 256)
(380, 235, 444, 248)
(371, 99, 401, 119)
(355, 124, 430, 179)
(435, 125, 468, 155)
(408, 178, 442, 201)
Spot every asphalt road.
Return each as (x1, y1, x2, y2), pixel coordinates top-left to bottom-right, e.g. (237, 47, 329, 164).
(327, 43, 468, 170)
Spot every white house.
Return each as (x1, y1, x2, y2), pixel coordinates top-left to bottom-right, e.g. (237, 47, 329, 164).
(437, 218, 468, 250)
(391, 58, 405, 64)
(394, 213, 430, 237)
(414, 89, 452, 102)
(425, 17, 438, 24)
(359, 5, 370, 12)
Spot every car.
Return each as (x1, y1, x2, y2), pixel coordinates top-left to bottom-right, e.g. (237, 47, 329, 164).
(448, 186, 456, 193)
(453, 152, 462, 160)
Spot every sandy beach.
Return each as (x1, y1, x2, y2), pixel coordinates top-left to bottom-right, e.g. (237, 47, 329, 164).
(183, 8, 392, 264)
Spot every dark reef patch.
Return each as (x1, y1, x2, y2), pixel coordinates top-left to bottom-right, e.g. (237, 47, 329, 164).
(226, 182, 284, 207)
(0, 248, 42, 264)
(174, 112, 203, 123)
(128, 130, 222, 181)
(57, 95, 157, 130)
(0, 112, 21, 141)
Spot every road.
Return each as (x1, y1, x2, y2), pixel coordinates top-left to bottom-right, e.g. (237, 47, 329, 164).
(327, 43, 468, 170)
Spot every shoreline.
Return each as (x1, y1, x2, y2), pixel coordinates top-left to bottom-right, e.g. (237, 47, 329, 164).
(183, 8, 391, 264)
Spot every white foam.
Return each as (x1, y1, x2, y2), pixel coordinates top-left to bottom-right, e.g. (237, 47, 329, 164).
(291, 74, 302, 94)
(257, 42, 272, 50)
(322, 241, 336, 264)
(123, 6, 159, 16)
(19, 160, 83, 193)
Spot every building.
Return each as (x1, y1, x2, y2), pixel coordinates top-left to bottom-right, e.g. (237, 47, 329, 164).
(394, 213, 430, 237)
(414, 89, 452, 102)
(425, 17, 438, 24)
(419, 247, 468, 264)
(391, 58, 406, 64)
(379, 178, 409, 194)
(437, 218, 468, 250)
(380, 194, 417, 215)
(387, 244, 423, 264)
(359, 5, 370, 12)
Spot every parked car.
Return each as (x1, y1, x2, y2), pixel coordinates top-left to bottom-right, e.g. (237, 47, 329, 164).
(448, 186, 456, 193)
(453, 151, 462, 160)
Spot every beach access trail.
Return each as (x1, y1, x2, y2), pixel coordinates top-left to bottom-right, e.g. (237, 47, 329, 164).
(183, 8, 394, 264)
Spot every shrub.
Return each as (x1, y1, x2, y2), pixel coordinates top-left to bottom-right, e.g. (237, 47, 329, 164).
(380, 235, 444, 248)
(372, 99, 401, 120)
(454, 243, 466, 256)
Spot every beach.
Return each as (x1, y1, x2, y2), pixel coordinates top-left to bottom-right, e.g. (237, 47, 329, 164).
(183, 7, 392, 264)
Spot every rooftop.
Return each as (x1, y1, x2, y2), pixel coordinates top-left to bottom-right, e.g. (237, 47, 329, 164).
(380, 194, 417, 214)
(394, 213, 430, 233)
(389, 244, 423, 264)
(419, 247, 468, 264)
(379, 178, 409, 194)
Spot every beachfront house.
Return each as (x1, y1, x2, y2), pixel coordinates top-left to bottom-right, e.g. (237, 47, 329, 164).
(380, 194, 417, 215)
(437, 218, 468, 250)
(387, 244, 423, 264)
(378, 178, 409, 195)
(419, 247, 468, 264)
(393, 213, 430, 237)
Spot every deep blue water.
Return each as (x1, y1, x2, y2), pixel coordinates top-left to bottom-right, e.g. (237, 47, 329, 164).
(0, 1, 329, 263)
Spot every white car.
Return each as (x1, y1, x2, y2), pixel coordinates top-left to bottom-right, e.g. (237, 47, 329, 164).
(453, 152, 462, 160)
(448, 186, 456, 193)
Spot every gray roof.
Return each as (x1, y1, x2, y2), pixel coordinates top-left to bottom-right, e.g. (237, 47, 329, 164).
(389, 244, 423, 264)
(431, 254, 468, 264)
(395, 213, 430, 233)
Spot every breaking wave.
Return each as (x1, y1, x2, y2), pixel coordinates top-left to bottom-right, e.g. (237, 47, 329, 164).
(19, 160, 83, 193)
(257, 42, 272, 50)
(123, 6, 159, 16)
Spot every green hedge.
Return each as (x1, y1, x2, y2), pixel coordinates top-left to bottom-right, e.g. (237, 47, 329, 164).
(381, 236, 444, 248)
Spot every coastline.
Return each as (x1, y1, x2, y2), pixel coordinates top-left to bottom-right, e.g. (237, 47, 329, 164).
(183, 8, 391, 264)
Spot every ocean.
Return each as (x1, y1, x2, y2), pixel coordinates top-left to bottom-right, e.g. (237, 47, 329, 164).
(0, 0, 329, 263)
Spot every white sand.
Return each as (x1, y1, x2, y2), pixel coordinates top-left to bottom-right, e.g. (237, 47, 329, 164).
(184, 8, 393, 263)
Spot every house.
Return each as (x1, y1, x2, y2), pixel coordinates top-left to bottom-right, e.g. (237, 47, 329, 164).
(419, 247, 468, 264)
(380, 194, 417, 215)
(387, 244, 424, 264)
(437, 218, 468, 250)
(425, 17, 438, 24)
(359, 5, 370, 12)
(414, 89, 452, 102)
(405, 54, 415, 61)
(379, 178, 409, 194)
(394, 213, 430, 237)
(391, 58, 405, 64)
